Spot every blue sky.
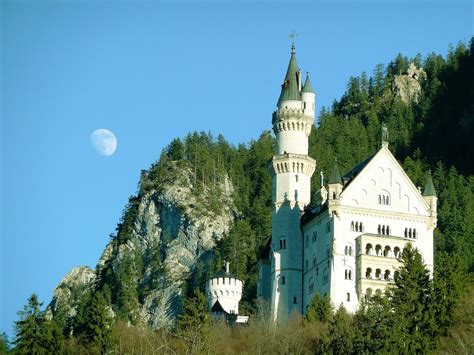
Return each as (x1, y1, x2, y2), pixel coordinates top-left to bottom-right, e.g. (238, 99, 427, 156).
(1, 0, 472, 337)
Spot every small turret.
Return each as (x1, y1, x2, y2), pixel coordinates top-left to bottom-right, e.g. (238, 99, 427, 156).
(206, 262, 243, 316)
(328, 159, 343, 202)
(301, 72, 315, 117)
(423, 172, 437, 217)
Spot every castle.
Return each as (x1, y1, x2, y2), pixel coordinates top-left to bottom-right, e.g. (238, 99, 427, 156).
(256, 44, 437, 321)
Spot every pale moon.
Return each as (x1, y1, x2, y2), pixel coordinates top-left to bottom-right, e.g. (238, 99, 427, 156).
(90, 129, 117, 156)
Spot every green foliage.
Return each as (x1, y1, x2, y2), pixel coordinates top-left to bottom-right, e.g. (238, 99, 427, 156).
(0, 332, 9, 354)
(13, 294, 64, 354)
(177, 289, 210, 331)
(388, 243, 437, 352)
(74, 291, 113, 352)
(329, 305, 354, 354)
(305, 293, 333, 323)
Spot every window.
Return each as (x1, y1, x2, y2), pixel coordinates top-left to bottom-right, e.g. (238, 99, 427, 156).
(347, 293, 351, 302)
(293, 296, 298, 304)
(312, 231, 317, 243)
(345, 269, 352, 280)
(312, 254, 317, 267)
(344, 245, 353, 256)
(280, 238, 287, 249)
(281, 276, 286, 285)
(316, 267, 319, 275)
(378, 194, 390, 205)
(309, 278, 314, 293)
(378, 224, 390, 236)
(295, 174, 299, 182)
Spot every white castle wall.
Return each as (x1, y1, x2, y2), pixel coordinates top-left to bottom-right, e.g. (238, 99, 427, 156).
(206, 276, 243, 314)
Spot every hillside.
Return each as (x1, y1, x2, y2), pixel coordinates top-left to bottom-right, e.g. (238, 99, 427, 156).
(5, 38, 473, 353)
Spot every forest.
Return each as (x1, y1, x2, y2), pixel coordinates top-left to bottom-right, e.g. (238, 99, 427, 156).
(2, 38, 473, 353)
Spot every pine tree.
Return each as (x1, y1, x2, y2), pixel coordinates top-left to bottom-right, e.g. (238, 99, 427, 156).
(305, 293, 333, 323)
(13, 294, 64, 354)
(13, 294, 45, 354)
(388, 243, 436, 352)
(177, 289, 210, 331)
(0, 332, 9, 354)
(329, 305, 354, 354)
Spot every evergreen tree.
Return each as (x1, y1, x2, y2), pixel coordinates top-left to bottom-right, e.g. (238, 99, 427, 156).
(0, 332, 10, 354)
(305, 293, 333, 323)
(13, 294, 64, 354)
(74, 291, 113, 352)
(177, 289, 210, 331)
(388, 243, 437, 352)
(329, 305, 354, 354)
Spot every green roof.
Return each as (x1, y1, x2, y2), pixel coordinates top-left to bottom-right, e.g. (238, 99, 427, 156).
(328, 161, 342, 185)
(302, 73, 315, 93)
(423, 174, 437, 197)
(277, 45, 302, 105)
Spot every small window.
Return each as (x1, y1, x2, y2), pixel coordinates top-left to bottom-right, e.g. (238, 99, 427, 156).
(347, 292, 350, 302)
(312, 254, 317, 267)
(281, 276, 286, 285)
(293, 296, 298, 304)
(295, 174, 299, 182)
(280, 238, 287, 249)
(312, 231, 317, 243)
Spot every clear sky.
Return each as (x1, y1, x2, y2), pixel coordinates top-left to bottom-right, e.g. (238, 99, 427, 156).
(1, 0, 472, 337)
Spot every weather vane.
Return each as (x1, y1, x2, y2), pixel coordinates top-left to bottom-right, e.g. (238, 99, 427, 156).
(288, 30, 299, 52)
(288, 30, 299, 44)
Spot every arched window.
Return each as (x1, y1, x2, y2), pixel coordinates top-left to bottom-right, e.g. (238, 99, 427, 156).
(413, 229, 417, 238)
(384, 270, 391, 280)
(386, 226, 390, 235)
(384, 246, 391, 257)
(375, 244, 382, 256)
(378, 195, 382, 204)
(333, 192, 336, 199)
(281, 276, 286, 285)
(350, 221, 354, 231)
(349, 246, 353, 255)
(312, 231, 317, 243)
(345, 269, 348, 280)
(382, 225, 386, 235)
(280, 238, 287, 249)
(378, 225, 381, 234)
(366, 243, 373, 255)
(295, 174, 299, 182)
(404, 228, 408, 238)
(366, 267, 372, 278)
(409, 228, 412, 238)
(375, 269, 382, 279)
(305, 235, 309, 248)
(347, 293, 351, 302)
(305, 260, 309, 270)
(359, 222, 363, 232)
(394, 247, 401, 258)
(355, 222, 359, 232)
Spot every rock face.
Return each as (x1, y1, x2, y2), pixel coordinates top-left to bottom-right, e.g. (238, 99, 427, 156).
(51, 162, 236, 328)
(47, 266, 95, 319)
(392, 63, 425, 104)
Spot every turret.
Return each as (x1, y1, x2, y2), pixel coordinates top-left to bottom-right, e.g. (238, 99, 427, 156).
(423, 172, 437, 217)
(301, 72, 315, 117)
(328, 159, 343, 201)
(206, 263, 243, 316)
(277, 43, 303, 110)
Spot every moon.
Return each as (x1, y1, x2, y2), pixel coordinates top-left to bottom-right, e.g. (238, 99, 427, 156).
(90, 129, 117, 156)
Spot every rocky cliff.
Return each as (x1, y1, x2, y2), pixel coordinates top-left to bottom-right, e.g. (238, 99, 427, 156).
(49, 160, 236, 328)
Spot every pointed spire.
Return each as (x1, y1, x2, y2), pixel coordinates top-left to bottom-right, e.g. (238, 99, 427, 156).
(277, 45, 302, 105)
(423, 171, 437, 197)
(328, 158, 343, 185)
(302, 72, 315, 93)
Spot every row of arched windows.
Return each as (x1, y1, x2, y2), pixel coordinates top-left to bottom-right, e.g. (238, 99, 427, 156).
(350, 221, 364, 232)
(404, 228, 417, 239)
(366, 243, 402, 258)
(365, 267, 399, 281)
(377, 224, 391, 235)
(378, 194, 390, 205)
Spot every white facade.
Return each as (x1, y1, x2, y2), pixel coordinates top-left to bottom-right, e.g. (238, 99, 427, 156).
(258, 46, 436, 320)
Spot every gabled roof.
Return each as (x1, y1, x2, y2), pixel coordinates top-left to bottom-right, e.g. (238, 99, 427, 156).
(211, 300, 228, 314)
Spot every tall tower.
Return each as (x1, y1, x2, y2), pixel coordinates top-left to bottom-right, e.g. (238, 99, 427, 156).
(269, 43, 316, 320)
